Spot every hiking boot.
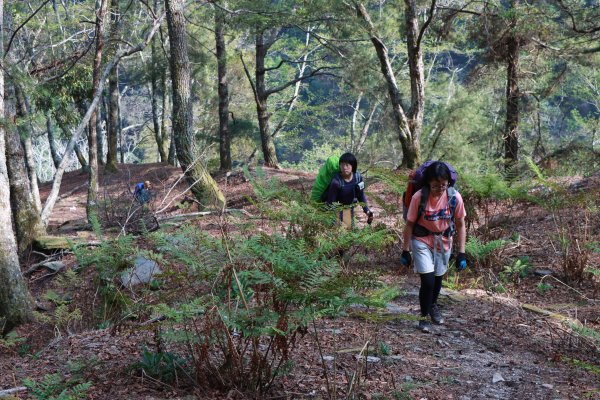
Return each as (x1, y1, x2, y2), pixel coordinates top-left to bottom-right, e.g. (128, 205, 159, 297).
(430, 304, 444, 325)
(418, 320, 432, 333)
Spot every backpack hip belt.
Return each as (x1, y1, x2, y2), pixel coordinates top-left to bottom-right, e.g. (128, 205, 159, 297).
(413, 223, 453, 238)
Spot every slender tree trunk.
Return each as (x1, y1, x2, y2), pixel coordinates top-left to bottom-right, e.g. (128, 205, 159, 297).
(244, 28, 310, 165)
(215, 6, 231, 170)
(351, 92, 362, 152)
(96, 98, 105, 166)
(74, 143, 89, 170)
(87, 0, 108, 223)
(5, 84, 46, 253)
(255, 31, 279, 168)
(46, 112, 61, 168)
(106, 64, 120, 171)
(0, 0, 33, 332)
(166, 0, 225, 208)
(355, 102, 378, 154)
(504, 33, 520, 169)
(404, 0, 426, 163)
(164, 70, 176, 165)
(151, 36, 168, 162)
(14, 87, 42, 213)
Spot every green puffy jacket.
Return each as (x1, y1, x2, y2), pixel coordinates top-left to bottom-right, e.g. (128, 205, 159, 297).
(310, 154, 340, 202)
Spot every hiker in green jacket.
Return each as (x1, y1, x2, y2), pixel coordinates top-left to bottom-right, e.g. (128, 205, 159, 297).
(325, 153, 374, 228)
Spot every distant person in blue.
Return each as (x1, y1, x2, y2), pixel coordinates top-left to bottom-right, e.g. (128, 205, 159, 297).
(134, 180, 152, 204)
(326, 152, 373, 228)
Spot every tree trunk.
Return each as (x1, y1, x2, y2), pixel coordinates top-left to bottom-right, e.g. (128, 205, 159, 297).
(355, 2, 422, 168)
(14, 86, 42, 213)
(215, 6, 231, 170)
(255, 31, 279, 168)
(46, 112, 61, 168)
(74, 142, 88, 170)
(164, 69, 176, 165)
(351, 92, 362, 151)
(404, 0, 425, 165)
(166, 0, 225, 208)
(504, 33, 520, 169)
(0, 0, 33, 332)
(151, 35, 168, 162)
(87, 0, 108, 223)
(355, 101, 378, 154)
(5, 84, 46, 253)
(106, 64, 120, 171)
(96, 98, 105, 166)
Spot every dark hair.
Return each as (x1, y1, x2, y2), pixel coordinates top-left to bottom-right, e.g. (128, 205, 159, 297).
(339, 152, 358, 173)
(423, 161, 451, 186)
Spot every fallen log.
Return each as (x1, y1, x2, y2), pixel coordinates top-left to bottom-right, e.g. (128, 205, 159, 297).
(34, 233, 101, 250)
(0, 386, 27, 398)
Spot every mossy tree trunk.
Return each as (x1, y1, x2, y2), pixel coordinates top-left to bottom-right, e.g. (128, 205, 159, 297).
(5, 84, 46, 253)
(0, 0, 33, 332)
(166, 0, 225, 209)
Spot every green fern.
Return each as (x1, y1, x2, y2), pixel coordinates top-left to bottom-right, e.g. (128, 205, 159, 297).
(23, 373, 91, 400)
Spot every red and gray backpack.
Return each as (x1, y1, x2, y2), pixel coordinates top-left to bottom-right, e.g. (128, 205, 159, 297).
(402, 160, 459, 235)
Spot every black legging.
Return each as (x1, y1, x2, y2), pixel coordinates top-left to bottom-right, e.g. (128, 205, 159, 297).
(419, 272, 444, 317)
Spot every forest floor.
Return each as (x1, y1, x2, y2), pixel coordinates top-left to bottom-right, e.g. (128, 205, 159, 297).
(1, 162, 599, 400)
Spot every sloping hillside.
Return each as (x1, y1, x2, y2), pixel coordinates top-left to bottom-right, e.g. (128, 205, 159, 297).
(2, 163, 599, 400)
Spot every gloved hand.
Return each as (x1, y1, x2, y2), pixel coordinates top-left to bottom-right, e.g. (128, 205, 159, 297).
(366, 211, 374, 225)
(400, 250, 412, 267)
(456, 252, 467, 271)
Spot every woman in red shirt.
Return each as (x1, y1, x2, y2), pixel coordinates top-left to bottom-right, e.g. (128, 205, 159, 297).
(400, 161, 467, 332)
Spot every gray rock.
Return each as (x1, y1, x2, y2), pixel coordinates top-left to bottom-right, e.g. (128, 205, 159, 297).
(120, 256, 161, 287)
(542, 383, 554, 389)
(385, 303, 405, 314)
(534, 269, 553, 276)
(492, 372, 505, 383)
(44, 261, 65, 272)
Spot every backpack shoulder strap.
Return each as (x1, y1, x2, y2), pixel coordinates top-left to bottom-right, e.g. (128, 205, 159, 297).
(447, 186, 457, 218)
(418, 186, 429, 221)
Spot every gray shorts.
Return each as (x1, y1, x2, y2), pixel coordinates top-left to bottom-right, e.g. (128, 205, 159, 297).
(411, 237, 451, 276)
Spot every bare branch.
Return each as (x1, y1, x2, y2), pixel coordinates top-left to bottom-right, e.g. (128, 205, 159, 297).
(240, 54, 259, 104)
(555, 0, 600, 34)
(5, 0, 53, 56)
(416, 0, 437, 51)
(265, 66, 336, 97)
